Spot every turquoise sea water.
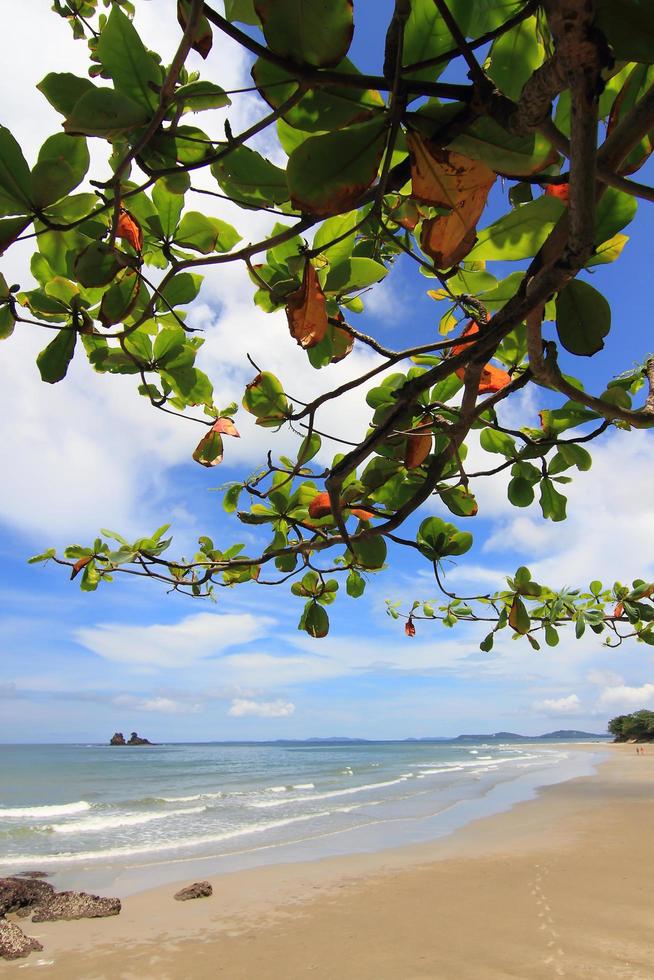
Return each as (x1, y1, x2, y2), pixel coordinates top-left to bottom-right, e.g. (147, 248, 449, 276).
(0, 741, 606, 894)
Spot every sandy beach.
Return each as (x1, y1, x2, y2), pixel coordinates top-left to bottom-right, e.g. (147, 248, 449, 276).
(3, 743, 653, 979)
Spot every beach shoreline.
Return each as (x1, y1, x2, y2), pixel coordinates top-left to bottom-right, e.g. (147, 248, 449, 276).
(4, 741, 653, 978)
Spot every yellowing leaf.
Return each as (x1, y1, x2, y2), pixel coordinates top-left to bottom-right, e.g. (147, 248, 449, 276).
(407, 133, 495, 269)
(285, 261, 328, 349)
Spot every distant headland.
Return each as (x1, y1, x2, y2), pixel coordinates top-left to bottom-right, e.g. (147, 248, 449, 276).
(109, 732, 154, 746)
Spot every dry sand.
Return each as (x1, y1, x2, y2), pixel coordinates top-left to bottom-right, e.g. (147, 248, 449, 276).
(3, 744, 654, 979)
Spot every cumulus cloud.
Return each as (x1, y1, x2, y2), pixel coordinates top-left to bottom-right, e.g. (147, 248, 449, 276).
(228, 698, 295, 718)
(595, 683, 654, 713)
(533, 694, 581, 715)
(75, 612, 271, 669)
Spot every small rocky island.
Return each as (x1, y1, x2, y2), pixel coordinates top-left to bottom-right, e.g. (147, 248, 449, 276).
(109, 731, 153, 746)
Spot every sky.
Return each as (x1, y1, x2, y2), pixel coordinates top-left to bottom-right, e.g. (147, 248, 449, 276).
(0, 1, 653, 743)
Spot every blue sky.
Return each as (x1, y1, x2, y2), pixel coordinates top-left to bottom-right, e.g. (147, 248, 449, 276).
(1, 1, 653, 743)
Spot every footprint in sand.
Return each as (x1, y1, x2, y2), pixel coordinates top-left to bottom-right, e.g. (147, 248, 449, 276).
(528, 865, 566, 977)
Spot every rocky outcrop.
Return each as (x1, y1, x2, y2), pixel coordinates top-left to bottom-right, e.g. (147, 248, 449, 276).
(110, 731, 153, 745)
(174, 881, 213, 901)
(0, 877, 121, 960)
(31, 890, 121, 922)
(0, 919, 43, 960)
(0, 877, 55, 916)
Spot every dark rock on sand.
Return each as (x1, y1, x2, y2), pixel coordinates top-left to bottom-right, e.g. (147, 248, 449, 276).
(31, 890, 121, 922)
(0, 877, 55, 916)
(0, 919, 43, 960)
(174, 881, 213, 901)
(14, 871, 50, 879)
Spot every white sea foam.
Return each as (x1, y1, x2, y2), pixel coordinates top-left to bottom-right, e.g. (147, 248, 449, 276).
(0, 801, 91, 819)
(266, 786, 287, 793)
(293, 783, 315, 790)
(158, 793, 223, 803)
(250, 776, 410, 808)
(50, 806, 206, 834)
(8, 809, 335, 865)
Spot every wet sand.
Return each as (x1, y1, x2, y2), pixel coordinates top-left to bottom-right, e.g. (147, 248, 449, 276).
(4, 743, 653, 979)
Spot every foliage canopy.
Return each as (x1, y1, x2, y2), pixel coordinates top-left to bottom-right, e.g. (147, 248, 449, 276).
(6, 0, 654, 649)
(608, 710, 654, 741)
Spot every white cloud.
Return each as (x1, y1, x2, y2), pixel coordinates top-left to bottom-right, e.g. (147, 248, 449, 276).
(596, 683, 654, 713)
(228, 698, 295, 718)
(533, 694, 581, 715)
(75, 611, 270, 668)
(112, 694, 201, 715)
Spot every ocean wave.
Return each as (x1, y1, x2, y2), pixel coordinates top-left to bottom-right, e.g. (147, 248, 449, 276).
(6, 809, 335, 865)
(250, 776, 411, 809)
(0, 801, 91, 819)
(50, 806, 206, 834)
(157, 793, 223, 803)
(293, 783, 315, 790)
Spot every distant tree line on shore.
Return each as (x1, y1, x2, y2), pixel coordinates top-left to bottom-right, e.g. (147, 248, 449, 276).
(608, 710, 654, 742)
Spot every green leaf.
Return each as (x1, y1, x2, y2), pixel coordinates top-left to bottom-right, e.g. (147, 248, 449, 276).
(346, 569, 365, 597)
(223, 483, 243, 513)
(31, 134, 90, 208)
(37, 329, 77, 384)
(349, 533, 387, 570)
(211, 146, 288, 209)
(99, 270, 141, 327)
(596, 0, 654, 63)
(159, 273, 202, 309)
(508, 476, 535, 507)
(64, 88, 150, 137)
(479, 428, 516, 455)
(300, 600, 330, 638)
(253, 57, 382, 134)
(402, 0, 462, 81)
(173, 81, 231, 111)
(193, 429, 224, 467)
(152, 175, 188, 239)
(74, 243, 122, 288)
(440, 487, 478, 518)
(468, 196, 566, 262)
(287, 119, 387, 217)
(324, 257, 387, 294)
(225, 0, 260, 24)
(417, 517, 473, 559)
(539, 478, 567, 522)
(37, 72, 96, 118)
(0, 126, 32, 216)
(556, 280, 611, 356)
(0, 216, 31, 255)
(449, 117, 558, 176)
(97, 5, 161, 111)
(161, 366, 213, 405)
(254, 0, 353, 68)
(544, 624, 560, 647)
(480, 632, 494, 652)
(594, 187, 638, 244)
(28, 548, 56, 564)
(297, 431, 322, 465)
(488, 16, 544, 102)
(509, 594, 530, 634)
(313, 211, 358, 263)
(242, 371, 289, 426)
(174, 211, 241, 253)
(0, 304, 15, 340)
(462, 0, 523, 37)
(551, 443, 592, 473)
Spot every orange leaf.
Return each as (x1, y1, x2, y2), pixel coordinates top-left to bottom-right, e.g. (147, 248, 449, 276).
(407, 133, 495, 269)
(351, 507, 375, 521)
(404, 416, 433, 470)
(478, 364, 511, 394)
(213, 417, 240, 438)
(308, 492, 332, 520)
(544, 182, 569, 203)
(450, 321, 511, 396)
(285, 261, 328, 349)
(405, 618, 416, 637)
(116, 207, 142, 253)
(614, 602, 624, 618)
(70, 556, 91, 580)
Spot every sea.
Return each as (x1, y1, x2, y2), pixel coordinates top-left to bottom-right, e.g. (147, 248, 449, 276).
(0, 740, 608, 895)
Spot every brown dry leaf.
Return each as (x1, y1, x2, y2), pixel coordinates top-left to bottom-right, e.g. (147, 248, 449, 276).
(405, 618, 416, 637)
(70, 556, 91, 580)
(286, 261, 328, 349)
(404, 416, 433, 470)
(177, 0, 213, 58)
(407, 132, 495, 269)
